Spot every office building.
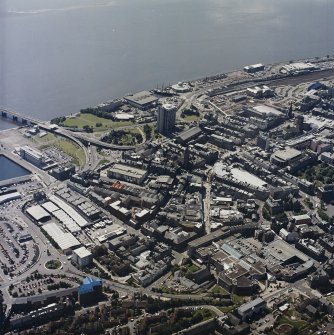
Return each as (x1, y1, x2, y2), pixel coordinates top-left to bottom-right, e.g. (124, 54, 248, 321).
(72, 247, 93, 268)
(157, 103, 176, 135)
(19, 146, 44, 168)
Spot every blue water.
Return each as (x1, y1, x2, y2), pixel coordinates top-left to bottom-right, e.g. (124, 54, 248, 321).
(0, 0, 334, 122)
(0, 155, 31, 181)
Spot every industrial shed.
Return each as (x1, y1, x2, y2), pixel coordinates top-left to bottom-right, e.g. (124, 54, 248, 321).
(26, 205, 51, 223)
(42, 222, 81, 254)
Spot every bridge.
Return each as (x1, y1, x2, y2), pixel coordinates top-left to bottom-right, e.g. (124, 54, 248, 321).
(0, 106, 43, 125)
(0, 106, 142, 151)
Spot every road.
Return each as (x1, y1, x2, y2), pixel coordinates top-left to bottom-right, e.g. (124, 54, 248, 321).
(203, 180, 212, 234)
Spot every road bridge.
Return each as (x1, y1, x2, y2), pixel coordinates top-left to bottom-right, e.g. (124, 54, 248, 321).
(0, 107, 144, 152)
(0, 106, 42, 125)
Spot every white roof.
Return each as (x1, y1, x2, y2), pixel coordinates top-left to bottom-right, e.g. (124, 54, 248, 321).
(42, 201, 59, 213)
(253, 105, 282, 117)
(114, 113, 135, 120)
(49, 195, 88, 228)
(26, 205, 50, 221)
(229, 168, 267, 188)
(0, 192, 21, 204)
(52, 209, 81, 233)
(73, 246, 92, 258)
(42, 222, 80, 250)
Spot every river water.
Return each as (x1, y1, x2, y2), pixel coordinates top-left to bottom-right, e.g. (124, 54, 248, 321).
(0, 155, 31, 181)
(1, 0, 334, 122)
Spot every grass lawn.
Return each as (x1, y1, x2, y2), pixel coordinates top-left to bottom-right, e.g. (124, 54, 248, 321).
(97, 159, 110, 167)
(30, 132, 57, 144)
(63, 113, 133, 130)
(277, 315, 308, 330)
(53, 139, 86, 167)
(36, 133, 57, 143)
(211, 285, 229, 295)
(232, 294, 245, 306)
(181, 114, 201, 122)
(45, 259, 62, 270)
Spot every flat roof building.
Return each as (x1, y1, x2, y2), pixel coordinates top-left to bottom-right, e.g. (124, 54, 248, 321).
(73, 247, 93, 268)
(271, 147, 302, 167)
(42, 222, 81, 253)
(26, 205, 51, 223)
(107, 164, 148, 185)
(20, 146, 44, 168)
(0, 191, 21, 205)
(176, 127, 202, 144)
(244, 63, 265, 73)
(238, 297, 267, 321)
(282, 62, 317, 74)
(124, 91, 158, 110)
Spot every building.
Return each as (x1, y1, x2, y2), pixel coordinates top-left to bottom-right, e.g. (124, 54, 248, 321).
(107, 164, 148, 185)
(49, 165, 75, 181)
(321, 152, 334, 165)
(270, 147, 303, 167)
(237, 298, 267, 321)
(244, 63, 265, 73)
(0, 191, 21, 205)
(78, 277, 103, 305)
(157, 103, 176, 135)
(42, 222, 81, 254)
(176, 127, 202, 144)
(124, 91, 158, 110)
(10, 303, 65, 331)
(282, 62, 317, 74)
(19, 146, 44, 168)
(26, 205, 51, 223)
(72, 247, 93, 268)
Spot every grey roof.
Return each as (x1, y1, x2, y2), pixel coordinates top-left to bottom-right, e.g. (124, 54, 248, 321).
(124, 91, 158, 106)
(178, 127, 201, 142)
(238, 297, 265, 314)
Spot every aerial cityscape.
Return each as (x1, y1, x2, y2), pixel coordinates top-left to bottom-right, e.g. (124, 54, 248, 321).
(2, 1, 334, 335)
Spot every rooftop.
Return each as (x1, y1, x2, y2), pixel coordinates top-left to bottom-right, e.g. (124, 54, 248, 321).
(253, 105, 282, 117)
(109, 163, 147, 179)
(272, 147, 302, 162)
(124, 91, 158, 107)
(73, 246, 92, 258)
(26, 205, 50, 221)
(238, 297, 265, 314)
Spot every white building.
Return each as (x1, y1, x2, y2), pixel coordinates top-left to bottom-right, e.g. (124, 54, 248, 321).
(72, 247, 93, 267)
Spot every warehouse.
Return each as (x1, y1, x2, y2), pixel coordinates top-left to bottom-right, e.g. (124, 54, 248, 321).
(42, 201, 59, 213)
(26, 205, 51, 223)
(0, 191, 21, 205)
(49, 195, 89, 228)
(42, 222, 80, 254)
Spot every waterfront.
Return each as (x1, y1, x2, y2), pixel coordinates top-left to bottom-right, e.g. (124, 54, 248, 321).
(0, 155, 31, 181)
(1, 0, 334, 122)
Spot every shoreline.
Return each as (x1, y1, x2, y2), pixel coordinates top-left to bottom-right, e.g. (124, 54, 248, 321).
(1, 54, 334, 131)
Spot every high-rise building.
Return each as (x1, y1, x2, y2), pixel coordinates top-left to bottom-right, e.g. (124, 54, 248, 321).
(157, 103, 176, 135)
